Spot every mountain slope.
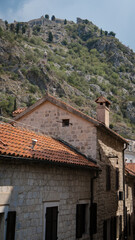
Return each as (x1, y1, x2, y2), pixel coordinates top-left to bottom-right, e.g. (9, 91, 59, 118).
(0, 17, 135, 139)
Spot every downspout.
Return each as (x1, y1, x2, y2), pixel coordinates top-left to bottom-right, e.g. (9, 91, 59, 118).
(123, 143, 128, 240)
(90, 172, 99, 240)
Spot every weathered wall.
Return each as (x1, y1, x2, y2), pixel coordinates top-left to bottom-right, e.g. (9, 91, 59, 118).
(94, 128, 125, 240)
(125, 178, 134, 240)
(16, 101, 97, 159)
(0, 160, 93, 240)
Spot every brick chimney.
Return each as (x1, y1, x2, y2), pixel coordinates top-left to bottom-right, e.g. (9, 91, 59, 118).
(95, 96, 111, 127)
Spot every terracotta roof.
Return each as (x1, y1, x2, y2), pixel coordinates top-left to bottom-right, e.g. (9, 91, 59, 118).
(0, 123, 98, 169)
(125, 163, 135, 177)
(12, 107, 27, 116)
(12, 93, 127, 144)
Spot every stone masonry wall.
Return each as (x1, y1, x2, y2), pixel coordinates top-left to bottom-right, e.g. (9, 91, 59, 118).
(94, 128, 125, 240)
(16, 101, 97, 159)
(0, 160, 93, 240)
(125, 178, 134, 240)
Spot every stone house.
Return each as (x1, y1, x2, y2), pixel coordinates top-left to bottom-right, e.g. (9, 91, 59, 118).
(12, 94, 128, 240)
(125, 139, 135, 163)
(125, 163, 135, 240)
(0, 122, 99, 240)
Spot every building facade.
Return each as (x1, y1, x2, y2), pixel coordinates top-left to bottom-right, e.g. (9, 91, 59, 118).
(0, 123, 98, 240)
(12, 94, 128, 239)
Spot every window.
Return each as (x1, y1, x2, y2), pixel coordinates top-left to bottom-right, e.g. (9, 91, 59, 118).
(110, 216, 116, 240)
(127, 214, 131, 237)
(76, 203, 90, 239)
(106, 165, 111, 191)
(0, 213, 4, 240)
(90, 203, 97, 234)
(116, 168, 119, 190)
(0, 206, 9, 240)
(44, 202, 59, 240)
(103, 219, 111, 240)
(76, 204, 86, 238)
(62, 119, 69, 127)
(119, 215, 122, 239)
(103, 217, 116, 240)
(6, 211, 16, 240)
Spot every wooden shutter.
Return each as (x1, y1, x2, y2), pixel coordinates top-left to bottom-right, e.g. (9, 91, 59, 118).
(119, 215, 122, 239)
(45, 206, 58, 240)
(6, 211, 16, 240)
(103, 220, 107, 240)
(127, 214, 131, 236)
(110, 217, 116, 240)
(90, 203, 97, 234)
(76, 204, 85, 238)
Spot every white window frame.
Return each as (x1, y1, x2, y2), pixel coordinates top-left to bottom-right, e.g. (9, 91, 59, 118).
(43, 201, 59, 240)
(0, 205, 9, 240)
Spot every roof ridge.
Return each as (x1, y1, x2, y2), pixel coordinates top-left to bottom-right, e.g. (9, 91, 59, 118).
(11, 94, 127, 144)
(46, 93, 100, 123)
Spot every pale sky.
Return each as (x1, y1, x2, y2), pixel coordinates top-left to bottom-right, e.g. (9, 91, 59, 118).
(0, 0, 135, 51)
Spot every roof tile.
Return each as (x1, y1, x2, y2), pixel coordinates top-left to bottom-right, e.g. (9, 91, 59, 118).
(0, 123, 98, 169)
(125, 163, 135, 177)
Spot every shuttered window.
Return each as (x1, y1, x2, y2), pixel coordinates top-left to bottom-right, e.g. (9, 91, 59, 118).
(119, 215, 122, 239)
(45, 206, 58, 240)
(103, 220, 107, 240)
(106, 165, 111, 191)
(76, 204, 86, 238)
(0, 213, 4, 240)
(6, 211, 16, 240)
(110, 216, 116, 240)
(90, 203, 97, 234)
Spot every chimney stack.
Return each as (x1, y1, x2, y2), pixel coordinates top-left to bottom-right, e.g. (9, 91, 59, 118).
(95, 96, 111, 127)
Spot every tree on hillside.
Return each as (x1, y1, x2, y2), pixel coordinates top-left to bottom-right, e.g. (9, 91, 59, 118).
(109, 31, 116, 37)
(64, 19, 67, 25)
(51, 15, 55, 21)
(100, 28, 103, 36)
(5, 20, 8, 30)
(22, 25, 26, 34)
(45, 14, 49, 19)
(105, 31, 108, 36)
(10, 23, 15, 32)
(48, 31, 53, 42)
(15, 23, 20, 34)
(84, 19, 89, 24)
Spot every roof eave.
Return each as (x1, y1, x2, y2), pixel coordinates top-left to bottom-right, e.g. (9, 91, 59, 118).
(98, 124, 128, 144)
(0, 154, 100, 171)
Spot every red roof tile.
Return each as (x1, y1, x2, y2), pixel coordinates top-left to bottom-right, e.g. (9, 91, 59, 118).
(125, 163, 135, 177)
(0, 123, 98, 169)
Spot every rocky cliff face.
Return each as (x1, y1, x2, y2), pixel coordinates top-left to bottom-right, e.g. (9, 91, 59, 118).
(0, 17, 135, 139)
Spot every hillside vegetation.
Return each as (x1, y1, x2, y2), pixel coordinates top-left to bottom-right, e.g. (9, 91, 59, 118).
(0, 16, 135, 139)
